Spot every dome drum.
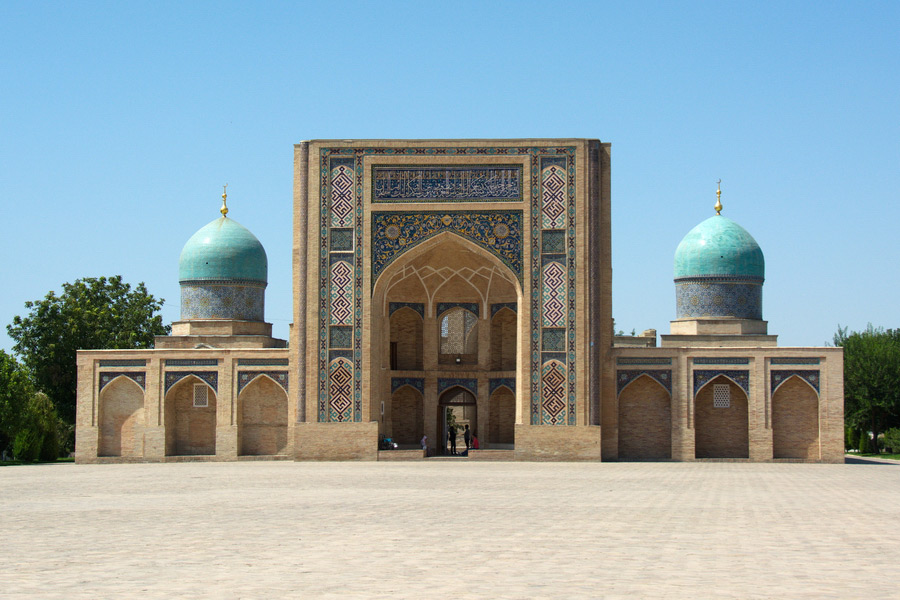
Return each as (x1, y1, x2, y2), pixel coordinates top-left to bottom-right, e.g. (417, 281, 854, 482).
(180, 282, 265, 322)
(675, 279, 762, 320)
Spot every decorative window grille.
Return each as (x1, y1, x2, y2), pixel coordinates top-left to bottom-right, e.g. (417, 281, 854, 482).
(713, 384, 731, 408)
(193, 383, 209, 408)
(440, 308, 478, 355)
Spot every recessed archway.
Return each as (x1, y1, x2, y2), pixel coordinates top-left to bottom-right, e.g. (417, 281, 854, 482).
(164, 376, 217, 456)
(618, 375, 671, 460)
(488, 386, 515, 447)
(772, 376, 819, 459)
(238, 374, 288, 456)
(439, 386, 477, 455)
(391, 385, 424, 446)
(98, 376, 145, 458)
(694, 375, 749, 459)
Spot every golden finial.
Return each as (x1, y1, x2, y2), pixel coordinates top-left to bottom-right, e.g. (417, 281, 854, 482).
(714, 179, 723, 215)
(220, 183, 229, 216)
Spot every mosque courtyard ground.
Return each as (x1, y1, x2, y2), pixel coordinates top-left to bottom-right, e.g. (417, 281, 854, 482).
(3, 459, 899, 599)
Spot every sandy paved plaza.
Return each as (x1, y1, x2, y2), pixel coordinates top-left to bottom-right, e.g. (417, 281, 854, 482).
(2, 459, 899, 599)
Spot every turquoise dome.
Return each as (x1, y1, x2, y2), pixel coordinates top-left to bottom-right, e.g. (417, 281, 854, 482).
(178, 216, 267, 284)
(674, 215, 764, 280)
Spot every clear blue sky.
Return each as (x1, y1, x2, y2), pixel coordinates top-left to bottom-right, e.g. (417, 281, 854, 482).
(1, 1, 898, 351)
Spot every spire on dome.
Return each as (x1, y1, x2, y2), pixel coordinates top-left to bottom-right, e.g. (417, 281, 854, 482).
(714, 179, 722, 215)
(220, 183, 229, 217)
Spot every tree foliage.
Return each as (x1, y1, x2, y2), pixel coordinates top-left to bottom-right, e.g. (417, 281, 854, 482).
(13, 392, 60, 462)
(0, 350, 34, 451)
(7, 276, 170, 423)
(834, 324, 900, 453)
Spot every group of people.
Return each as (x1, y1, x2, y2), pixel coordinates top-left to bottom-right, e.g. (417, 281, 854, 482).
(446, 423, 478, 455)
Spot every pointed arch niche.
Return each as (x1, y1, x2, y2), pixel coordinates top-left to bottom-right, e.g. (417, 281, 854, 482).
(694, 374, 749, 459)
(164, 376, 217, 456)
(617, 375, 672, 460)
(238, 373, 289, 456)
(98, 375, 145, 458)
(772, 374, 820, 459)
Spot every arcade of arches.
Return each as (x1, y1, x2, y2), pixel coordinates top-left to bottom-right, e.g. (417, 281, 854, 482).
(75, 138, 845, 463)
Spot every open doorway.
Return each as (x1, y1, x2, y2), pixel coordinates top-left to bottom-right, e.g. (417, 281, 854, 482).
(439, 387, 476, 455)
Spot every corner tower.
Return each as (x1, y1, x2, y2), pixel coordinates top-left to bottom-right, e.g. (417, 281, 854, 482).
(661, 184, 776, 347)
(156, 188, 286, 349)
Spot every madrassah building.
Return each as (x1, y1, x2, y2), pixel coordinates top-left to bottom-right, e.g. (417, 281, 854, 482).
(75, 139, 844, 463)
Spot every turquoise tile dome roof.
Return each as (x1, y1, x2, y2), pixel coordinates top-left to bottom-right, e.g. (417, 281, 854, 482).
(178, 216, 267, 284)
(674, 215, 764, 280)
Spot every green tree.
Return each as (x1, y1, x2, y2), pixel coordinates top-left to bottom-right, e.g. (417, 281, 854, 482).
(834, 324, 900, 454)
(13, 392, 60, 462)
(0, 350, 34, 453)
(7, 276, 170, 423)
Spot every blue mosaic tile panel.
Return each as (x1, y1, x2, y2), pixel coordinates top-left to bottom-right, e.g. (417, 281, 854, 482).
(372, 211, 523, 284)
(437, 302, 479, 318)
(99, 372, 145, 391)
(372, 165, 522, 202)
(541, 230, 566, 254)
(166, 359, 219, 367)
(164, 371, 218, 394)
(540, 360, 567, 425)
(616, 357, 673, 365)
(329, 260, 354, 326)
(540, 157, 567, 229)
(99, 359, 147, 367)
(327, 358, 354, 422)
(237, 358, 289, 366)
(491, 302, 517, 318)
(542, 351, 567, 363)
(391, 377, 425, 394)
(330, 326, 353, 349)
(237, 370, 288, 394)
(541, 260, 566, 328)
(693, 370, 749, 396)
(771, 370, 820, 394)
(181, 284, 265, 321)
(437, 378, 478, 395)
(330, 158, 354, 228)
(330, 228, 354, 252)
(329, 349, 353, 361)
(389, 302, 425, 318)
(489, 378, 515, 395)
(542, 328, 566, 351)
(616, 370, 672, 395)
(693, 357, 750, 365)
(771, 357, 820, 365)
(675, 280, 762, 320)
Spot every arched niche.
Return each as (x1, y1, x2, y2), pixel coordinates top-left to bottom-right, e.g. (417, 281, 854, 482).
(238, 374, 289, 456)
(438, 306, 478, 364)
(772, 376, 820, 459)
(164, 376, 217, 456)
(490, 307, 517, 371)
(438, 386, 477, 455)
(694, 375, 749, 459)
(98, 376, 145, 458)
(389, 307, 423, 370)
(390, 384, 424, 446)
(617, 375, 671, 460)
(488, 386, 515, 447)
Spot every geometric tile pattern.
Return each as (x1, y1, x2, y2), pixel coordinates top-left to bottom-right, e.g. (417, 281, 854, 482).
(490, 302, 517, 318)
(771, 370, 820, 395)
(165, 359, 220, 367)
(616, 370, 672, 395)
(693, 357, 750, 365)
(372, 165, 522, 202)
(329, 326, 353, 349)
(616, 357, 673, 365)
(391, 377, 425, 395)
(437, 378, 478, 396)
(771, 357, 820, 365)
(489, 378, 516, 395)
(540, 360, 567, 425)
(541, 261, 566, 328)
(237, 370, 289, 395)
(318, 144, 577, 428)
(371, 211, 523, 283)
(541, 328, 566, 351)
(237, 358, 290, 366)
(693, 370, 749, 397)
(99, 372, 146, 391)
(436, 302, 480, 318)
(541, 230, 566, 254)
(541, 158, 567, 229)
(675, 280, 762, 320)
(330, 159, 354, 228)
(327, 358, 353, 422)
(164, 371, 218, 394)
(330, 228, 354, 252)
(329, 260, 354, 325)
(98, 359, 147, 367)
(389, 302, 425, 318)
(181, 283, 265, 321)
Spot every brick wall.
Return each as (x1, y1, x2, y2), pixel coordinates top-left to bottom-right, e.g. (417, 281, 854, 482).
(165, 378, 217, 456)
(515, 424, 601, 460)
(294, 421, 378, 460)
(98, 377, 145, 458)
(618, 376, 671, 459)
(392, 386, 424, 445)
(490, 309, 517, 371)
(488, 388, 515, 444)
(390, 308, 423, 370)
(239, 376, 289, 456)
(772, 377, 819, 459)
(695, 378, 749, 458)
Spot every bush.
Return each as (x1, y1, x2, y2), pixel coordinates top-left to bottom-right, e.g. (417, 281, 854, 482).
(884, 428, 900, 454)
(12, 392, 60, 462)
(846, 426, 859, 451)
(859, 432, 871, 454)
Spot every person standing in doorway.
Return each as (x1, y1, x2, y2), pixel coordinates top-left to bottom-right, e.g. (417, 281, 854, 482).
(448, 425, 457, 455)
(463, 424, 471, 451)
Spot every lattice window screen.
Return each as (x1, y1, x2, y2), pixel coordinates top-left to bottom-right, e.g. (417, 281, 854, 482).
(713, 384, 731, 408)
(193, 383, 209, 408)
(440, 309, 478, 354)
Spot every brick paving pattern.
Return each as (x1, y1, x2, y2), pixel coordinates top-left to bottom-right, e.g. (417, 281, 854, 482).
(2, 459, 899, 598)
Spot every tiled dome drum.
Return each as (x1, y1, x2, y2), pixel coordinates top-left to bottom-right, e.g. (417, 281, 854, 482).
(178, 214, 268, 322)
(673, 214, 764, 320)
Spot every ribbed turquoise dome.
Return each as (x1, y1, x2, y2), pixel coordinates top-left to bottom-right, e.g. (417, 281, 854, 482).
(178, 216, 267, 284)
(674, 215, 764, 280)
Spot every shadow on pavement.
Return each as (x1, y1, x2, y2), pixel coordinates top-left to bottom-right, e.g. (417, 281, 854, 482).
(845, 455, 900, 465)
